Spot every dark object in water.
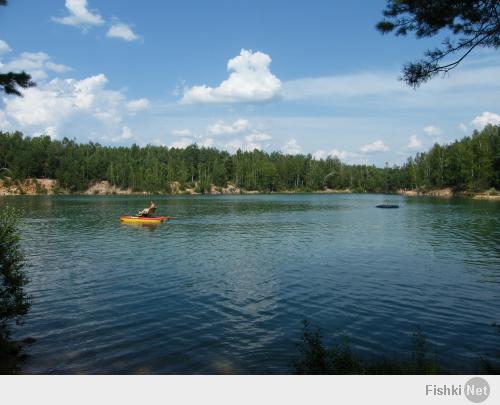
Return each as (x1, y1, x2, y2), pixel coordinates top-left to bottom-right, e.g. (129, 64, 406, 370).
(376, 204, 399, 209)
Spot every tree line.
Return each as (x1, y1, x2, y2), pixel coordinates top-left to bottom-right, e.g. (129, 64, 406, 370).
(0, 125, 498, 193)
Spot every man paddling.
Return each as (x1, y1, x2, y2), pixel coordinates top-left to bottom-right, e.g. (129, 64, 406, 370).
(137, 201, 157, 217)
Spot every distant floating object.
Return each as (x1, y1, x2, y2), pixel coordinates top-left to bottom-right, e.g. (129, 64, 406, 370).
(376, 204, 399, 209)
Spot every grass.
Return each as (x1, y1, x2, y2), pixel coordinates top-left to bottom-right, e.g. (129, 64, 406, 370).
(292, 320, 441, 375)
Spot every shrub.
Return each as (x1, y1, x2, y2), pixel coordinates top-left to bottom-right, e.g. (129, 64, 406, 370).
(0, 206, 30, 374)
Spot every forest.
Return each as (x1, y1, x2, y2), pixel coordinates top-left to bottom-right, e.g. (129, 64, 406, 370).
(0, 125, 498, 194)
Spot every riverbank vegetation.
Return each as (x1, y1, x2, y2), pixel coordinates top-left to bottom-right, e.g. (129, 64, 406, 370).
(0, 206, 30, 374)
(293, 320, 499, 375)
(0, 125, 498, 195)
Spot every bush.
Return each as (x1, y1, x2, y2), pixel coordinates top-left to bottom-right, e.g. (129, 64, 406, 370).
(0, 206, 30, 374)
(292, 320, 440, 374)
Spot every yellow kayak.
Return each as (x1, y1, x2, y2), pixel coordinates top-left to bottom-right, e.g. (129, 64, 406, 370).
(119, 215, 170, 224)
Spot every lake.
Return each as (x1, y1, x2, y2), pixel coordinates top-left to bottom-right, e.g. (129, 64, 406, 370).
(3, 194, 500, 374)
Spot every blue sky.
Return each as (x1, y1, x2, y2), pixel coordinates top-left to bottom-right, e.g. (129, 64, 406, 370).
(0, 0, 499, 166)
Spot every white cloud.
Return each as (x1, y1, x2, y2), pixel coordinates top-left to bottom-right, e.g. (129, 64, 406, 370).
(1, 51, 49, 71)
(0, 40, 12, 54)
(1, 73, 130, 136)
(34, 125, 58, 139)
(28, 70, 48, 81)
(172, 128, 193, 137)
(407, 134, 423, 150)
(423, 125, 443, 137)
(181, 49, 282, 104)
(46, 61, 72, 73)
(120, 125, 134, 140)
(329, 149, 364, 161)
(471, 111, 500, 130)
(207, 118, 250, 136)
(241, 131, 272, 151)
(245, 132, 271, 142)
(126, 98, 150, 112)
(282, 138, 302, 155)
(53, 0, 104, 28)
(222, 138, 262, 152)
(313, 150, 327, 160)
(0, 51, 71, 81)
(360, 140, 389, 153)
(167, 119, 271, 152)
(107, 19, 141, 42)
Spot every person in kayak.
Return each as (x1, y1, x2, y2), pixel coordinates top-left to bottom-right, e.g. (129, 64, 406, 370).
(137, 201, 157, 217)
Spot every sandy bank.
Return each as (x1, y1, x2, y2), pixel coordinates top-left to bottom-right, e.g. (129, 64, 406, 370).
(398, 188, 500, 201)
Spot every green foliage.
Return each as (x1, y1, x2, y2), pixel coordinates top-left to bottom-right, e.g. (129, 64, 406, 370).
(0, 206, 30, 327)
(0, 72, 35, 96)
(0, 125, 498, 194)
(293, 321, 441, 374)
(293, 320, 361, 374)
(377, 1, 500, 87)
(0, 206, 30, 374)
(0, 2, 36, 97)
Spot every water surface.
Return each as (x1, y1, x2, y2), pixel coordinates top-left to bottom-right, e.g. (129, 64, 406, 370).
(3, 194, 499, 373)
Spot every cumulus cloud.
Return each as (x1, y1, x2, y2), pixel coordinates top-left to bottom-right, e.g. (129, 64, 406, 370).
(181, 49, 282, 104)
(407, 134, 423, 150)
(0, 39, 12, 54)
(471, 111, 500, 130)
(0, 51, 71, 82)
(107, 19, 141, 41)
(120, 125, 134, 140)
(168, 119, 272, 152)
(329, 149, 364, 161)
(313, 149, 367, 164)
(223, 138, 264, 152)
(313, 150, 328, 160)
(423, 125, 443, 137)
(0, 73, 143, 138)
(241, 131, 272, 151)
(207, 118, 250, 136)
(360, 140, 389, 153)
(282, 138, 302, 155)
(53, 0, 104, 28)
(313, 149, 368, 164)
(1, 51, 49, 71)
(126, 98, 150, 112)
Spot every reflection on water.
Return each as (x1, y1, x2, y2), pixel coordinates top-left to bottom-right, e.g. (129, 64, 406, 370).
(2, 194, 499, 374)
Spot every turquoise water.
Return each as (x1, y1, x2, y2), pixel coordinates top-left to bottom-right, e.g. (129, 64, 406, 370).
(3, 194, 500, 374)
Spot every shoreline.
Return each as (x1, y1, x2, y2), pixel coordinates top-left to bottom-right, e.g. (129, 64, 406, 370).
(1, 178, 499, 201)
